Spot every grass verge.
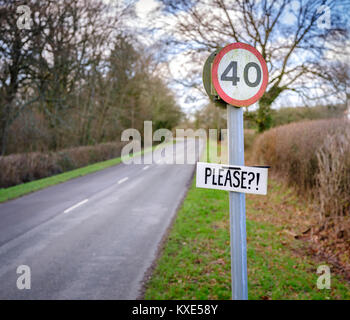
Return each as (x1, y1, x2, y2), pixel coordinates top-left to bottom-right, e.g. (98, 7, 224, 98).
(144, 138, 350, 300)
(144, 177, 350, 300)
(0, 145, 158, 203)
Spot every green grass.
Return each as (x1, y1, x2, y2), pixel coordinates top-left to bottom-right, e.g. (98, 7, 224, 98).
(0, 145, 157, 203)
(144, 178, 350, 300)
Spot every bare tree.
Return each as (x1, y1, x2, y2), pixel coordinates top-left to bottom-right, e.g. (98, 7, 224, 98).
(0, 0, 184, 156)
(159, 0, 349, 131)
(34, 0, 133, 149)
(0, 0, 47, 155)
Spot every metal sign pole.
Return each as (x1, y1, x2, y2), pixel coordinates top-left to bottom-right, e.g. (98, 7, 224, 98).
(227, 104, 248, 300)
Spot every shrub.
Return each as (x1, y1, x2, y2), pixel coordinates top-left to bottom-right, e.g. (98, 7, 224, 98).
(253, 119, 348, 192)
(316, 130, 350, 226)
(0, 142, 124, 188)
(253, 118, 350, 227)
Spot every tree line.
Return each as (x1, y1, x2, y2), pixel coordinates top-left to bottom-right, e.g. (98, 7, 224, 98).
(0, 0, 183, 156)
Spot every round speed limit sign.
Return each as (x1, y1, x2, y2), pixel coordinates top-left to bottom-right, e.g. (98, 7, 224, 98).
(212, 43, 268, 107)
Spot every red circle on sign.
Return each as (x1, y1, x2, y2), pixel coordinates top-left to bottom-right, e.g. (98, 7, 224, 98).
(211, 43, 268, 107)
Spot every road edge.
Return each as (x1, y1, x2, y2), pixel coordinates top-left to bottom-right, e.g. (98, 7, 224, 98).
(136, 139, 205, 300)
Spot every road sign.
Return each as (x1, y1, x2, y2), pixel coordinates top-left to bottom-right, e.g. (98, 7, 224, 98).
(202, 49, 226, 108)
(211, 42, 268, 106)
(196, 162, 268, 195)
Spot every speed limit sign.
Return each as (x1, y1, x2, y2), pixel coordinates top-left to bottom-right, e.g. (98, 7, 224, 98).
(201, 43, 269, 300)
(211, 43, 268, 106)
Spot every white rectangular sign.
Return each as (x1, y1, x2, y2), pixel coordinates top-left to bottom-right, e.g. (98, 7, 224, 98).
(196, 162, 268, 195)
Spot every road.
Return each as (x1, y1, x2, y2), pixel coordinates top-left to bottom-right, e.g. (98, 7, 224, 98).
(0, 138, 203, 299)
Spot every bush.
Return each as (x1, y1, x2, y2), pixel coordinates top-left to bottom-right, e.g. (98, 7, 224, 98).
(0, 142, 124, 188)
(316, 130, 350, 225)
(253, 119, 347, 191)
(253, 118, 350, 226)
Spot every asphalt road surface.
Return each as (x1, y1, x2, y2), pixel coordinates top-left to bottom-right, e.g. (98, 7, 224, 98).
(0, 138, 203, 299)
